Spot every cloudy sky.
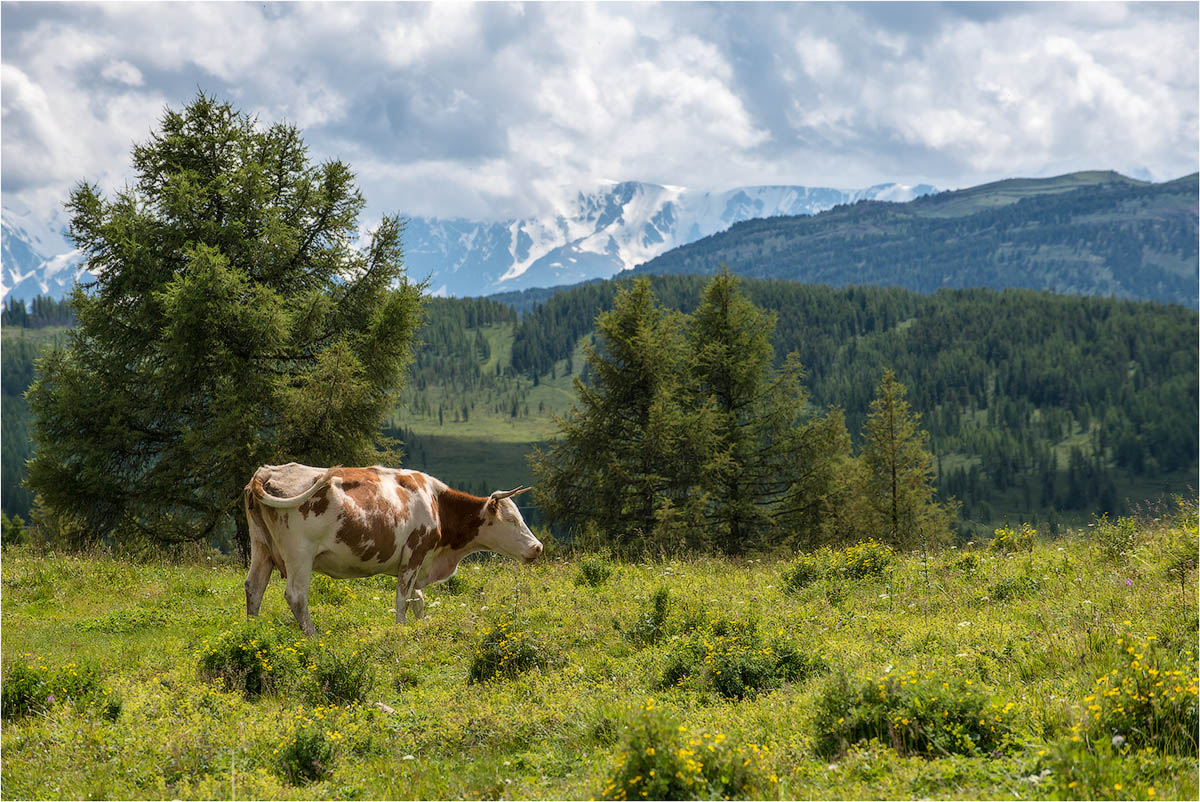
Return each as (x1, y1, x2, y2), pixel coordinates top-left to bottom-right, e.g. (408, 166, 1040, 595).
(2, 1, 1197, 228)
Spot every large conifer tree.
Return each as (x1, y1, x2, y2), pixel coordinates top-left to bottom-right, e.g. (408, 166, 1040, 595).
(27, 93, 424, 558)
(529, 279, 715, 554)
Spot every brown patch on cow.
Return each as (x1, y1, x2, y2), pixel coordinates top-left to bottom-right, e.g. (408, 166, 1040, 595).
(405, 524, 440, 570)
(395, 472, 424, 493)
(298, 486, 330, 519)
(435, 489, 487, 550)
(334, 471, 400, 564)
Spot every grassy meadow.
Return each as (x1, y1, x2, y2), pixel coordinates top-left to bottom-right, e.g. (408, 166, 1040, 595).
(2, 505, 1197, 800)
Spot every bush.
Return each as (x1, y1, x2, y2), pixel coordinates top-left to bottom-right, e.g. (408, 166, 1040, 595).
(988, 523, 1036, 553)
(625, 587, 671, 646)
(599, 701, 775, 800)
(442, 572, 467, 595)
(1093, 514, 1138, 562)
(782, 540, 896, 593)
(989, 574, 1042, 601)
(307, 641, 374, 706)
(576, 555, 615, 587)
(812, 669, 1018, 758)
(1, 655, 117, 721)
(660, 616, 825, 700)
(468, 617, 550, 683)
(197, 620, 307, 699)
(276, 721, 338, 785)
(1, 512, 29, 548)
(1078, 633, 1198, 755)
(948, 552, 979, 573)
(308, 574, 351, 606)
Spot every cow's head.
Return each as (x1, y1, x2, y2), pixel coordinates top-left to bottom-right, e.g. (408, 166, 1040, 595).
(477, 486, 542, 563)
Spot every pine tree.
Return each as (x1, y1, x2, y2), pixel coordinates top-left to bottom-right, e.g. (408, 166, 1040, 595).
(27, 93, 424, 560)
(529, 279, 715, 554)
(857, 369, 957, 550)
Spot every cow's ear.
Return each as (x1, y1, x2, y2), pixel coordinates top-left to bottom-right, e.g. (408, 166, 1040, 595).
(486, 497, 499, 514)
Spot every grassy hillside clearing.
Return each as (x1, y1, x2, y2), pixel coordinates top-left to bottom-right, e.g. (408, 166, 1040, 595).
(2, 504, 1196, 800)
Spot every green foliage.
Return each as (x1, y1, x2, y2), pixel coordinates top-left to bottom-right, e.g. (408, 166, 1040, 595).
(1093, 514, 1140, 561)
(576, 555, 615, 587)
(196, 620, 307, 699)
(859, 370, 958, 550)
(307, 642, 374, 706)
(988, 574, 1043, 601)
(782, 539, 897, 592)
(1, 654, 116, 721)
(530, 279, 717, 554)
(276, 720, 338, 785)
(1079, 634, 1199, 755)
(1, 295, 74, 328)
(659, 616, 825, 700)
(813, 669, 1018, 758)
(988, 522, 1037, 553)
(468, 617, 550, 684)
(600, 702, 775, 800)
(625, 587, 671, 646)
(25, 92, 424, 557)
(1, 512, 29, 548)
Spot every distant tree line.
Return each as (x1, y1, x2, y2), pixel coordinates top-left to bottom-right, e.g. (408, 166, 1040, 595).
(2, 296, 75, 328)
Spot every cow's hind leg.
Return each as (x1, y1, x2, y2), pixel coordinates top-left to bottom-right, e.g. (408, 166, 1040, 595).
(244, 546, 273, 618)
(283, 562, 317, 636)
(243, 491, 274, 618)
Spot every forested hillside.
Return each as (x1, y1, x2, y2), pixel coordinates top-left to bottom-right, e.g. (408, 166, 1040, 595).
(634, 171, 1198, 308)
(508, 276, 1197, 525)
(5, 276, 1196, 534)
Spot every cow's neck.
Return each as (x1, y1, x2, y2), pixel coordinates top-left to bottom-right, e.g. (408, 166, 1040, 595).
(436, 488, 487, 551)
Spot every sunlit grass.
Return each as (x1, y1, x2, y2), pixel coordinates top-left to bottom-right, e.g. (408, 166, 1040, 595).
(2, 505, 1196, 799)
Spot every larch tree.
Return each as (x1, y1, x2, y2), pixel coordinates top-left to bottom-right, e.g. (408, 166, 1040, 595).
(529, 279, 716, 554)
(858, 369, 957, 550)
(27, 93, 424, 560)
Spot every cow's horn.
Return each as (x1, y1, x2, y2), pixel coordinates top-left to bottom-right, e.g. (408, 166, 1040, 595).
(490, 485, 532, 500)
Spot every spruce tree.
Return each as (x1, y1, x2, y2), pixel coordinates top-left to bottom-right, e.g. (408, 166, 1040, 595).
(529, 279, 714, 554)
(858, 369, 957, 550)
(688, 269, 850, 554)
(27, 93, 424, 559)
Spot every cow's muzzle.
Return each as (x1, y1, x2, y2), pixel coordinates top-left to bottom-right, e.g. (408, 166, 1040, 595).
(523, 543, 543, 563)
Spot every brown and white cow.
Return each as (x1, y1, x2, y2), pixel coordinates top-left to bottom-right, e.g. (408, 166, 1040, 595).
(243, 463, 543, 635)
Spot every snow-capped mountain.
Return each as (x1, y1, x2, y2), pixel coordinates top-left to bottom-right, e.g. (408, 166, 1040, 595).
(1, 202, 86, 302)
(404, 181, 936, 296)
(1, 180, 936, 302)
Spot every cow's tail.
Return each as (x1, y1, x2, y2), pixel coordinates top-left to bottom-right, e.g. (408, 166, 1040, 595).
(250, 466, 339, 508)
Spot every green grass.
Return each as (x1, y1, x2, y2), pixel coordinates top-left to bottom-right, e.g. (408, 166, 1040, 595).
(3, 508, 1197, 799)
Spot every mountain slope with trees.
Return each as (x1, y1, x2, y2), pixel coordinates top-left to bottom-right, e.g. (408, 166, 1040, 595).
(633, 171, 1198, 308)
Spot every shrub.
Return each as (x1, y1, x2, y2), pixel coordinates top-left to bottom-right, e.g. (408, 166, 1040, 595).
(442, 572, 467, 595)
(468, 617, 550, 683)
(948, 552, 979, 573)
(276, 721, 337, 785)
(781, 552, 824, 591)
(576, 555, 615, 587)
(988, 523, 1036, 553)
(308, 574, 351, 606)
(812, 669, 1018, 758)
(626, 587, 671, 646)
(1, 655, 116, 721)
(782, 540, 896, 593)
(1093, 514, 1138, 562)
(660, 616, 825, 700)
(1078, 633, 1198, 755)
(988, 574, 1042, 601)
(599, 701, 775, 800)
(197, 620, 307, 699)
(307, 641, 374, 705)
(1, 512, 29, 548)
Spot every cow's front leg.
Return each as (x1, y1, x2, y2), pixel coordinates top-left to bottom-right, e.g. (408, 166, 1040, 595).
(395, 569, 419, 625)
(283, 563, 317, 636)
(407, 588, 426, 620)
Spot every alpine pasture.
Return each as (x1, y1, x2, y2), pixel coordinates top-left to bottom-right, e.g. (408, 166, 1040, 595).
(2, 504, 1196, 800)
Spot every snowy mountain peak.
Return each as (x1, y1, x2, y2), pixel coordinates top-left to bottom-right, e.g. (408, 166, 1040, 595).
(2, 180, 937, 302)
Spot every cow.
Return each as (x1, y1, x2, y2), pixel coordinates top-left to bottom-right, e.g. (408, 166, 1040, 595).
(242, 462, 543, 635)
